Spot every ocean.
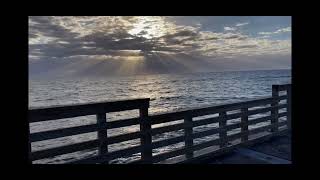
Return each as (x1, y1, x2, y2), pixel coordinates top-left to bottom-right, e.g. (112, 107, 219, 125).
(28, 69, 291, 164)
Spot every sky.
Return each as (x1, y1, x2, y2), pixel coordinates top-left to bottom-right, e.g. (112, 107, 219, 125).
(29, 16, 291, 78)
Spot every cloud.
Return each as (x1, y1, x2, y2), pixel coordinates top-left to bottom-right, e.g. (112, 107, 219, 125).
(235, 44, 258, 49)
(258, 27, 291, 35)
(235, 22, 249, 27)
(29, 16, 291, 67)
(224, 27, 236, 31)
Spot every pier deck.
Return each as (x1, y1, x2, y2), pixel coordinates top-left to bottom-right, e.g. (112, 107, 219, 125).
(208, 134, 291, 164)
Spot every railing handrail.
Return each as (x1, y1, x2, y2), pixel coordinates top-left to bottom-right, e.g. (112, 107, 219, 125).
(273, 84, 291, 91)
(28, 84, 291, 117)
(29, 98, 150, 122)
(149, 96, 274, 117)
(29, 98, 150, 110)
(28, 84, 291, 164)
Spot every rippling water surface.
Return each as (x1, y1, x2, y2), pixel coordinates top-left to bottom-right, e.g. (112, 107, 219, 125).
(29, 69, 291, 163)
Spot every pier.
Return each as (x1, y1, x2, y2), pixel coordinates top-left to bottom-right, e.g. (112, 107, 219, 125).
(28, 84, 291, 164)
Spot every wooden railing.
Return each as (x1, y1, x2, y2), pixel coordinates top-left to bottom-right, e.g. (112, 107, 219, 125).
(28, 84, 291, 164)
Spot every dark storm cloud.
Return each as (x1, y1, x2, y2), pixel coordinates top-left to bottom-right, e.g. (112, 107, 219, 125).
(82, 31, 158, 52)
(29, 16, 80, 40)
(161, 30, 197, 44)
(29, 17, 201, 60)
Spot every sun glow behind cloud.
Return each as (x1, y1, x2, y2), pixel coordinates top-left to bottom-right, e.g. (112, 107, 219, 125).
(128, 16, 170, 39)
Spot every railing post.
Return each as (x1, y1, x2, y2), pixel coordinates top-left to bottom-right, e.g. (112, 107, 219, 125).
(140, 105, 152, 163)
(97, 113, 108, 162)
(271, 85, 279, 132)
(27, 123, 32, 164)
(287, 85, 292, 130)
(184, 113, 193, 159)
(219, 112, 227, 148)
(241, 107, 249, 142)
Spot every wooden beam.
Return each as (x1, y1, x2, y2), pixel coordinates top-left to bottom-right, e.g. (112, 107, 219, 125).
(31, 140, 99, 161)
(241, 107, 249, 142)
(29, 98, 150, 122)
(271, 85, 279, 132)
(97, 113, 108, 157)
(152, 135, 185, 149)
(140, 107, 152, 163)
(184, 113, 194, 159)
(219, 112, 227, 148)
(287, 86, 292, 130)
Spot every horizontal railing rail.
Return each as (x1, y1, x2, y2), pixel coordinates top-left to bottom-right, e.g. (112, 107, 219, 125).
(29, 98, 150, 122)
(28, 84, 291, 164)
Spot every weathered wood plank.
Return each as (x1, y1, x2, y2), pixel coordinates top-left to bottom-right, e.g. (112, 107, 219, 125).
(227, 131, 245, 142)
(247, 106, 275, 115)
(152, 126, 289, 164)
(29, 98, 150, 123)
(184, 114, 193, 158)
(70, 145, 143, 164)
(279, 112, 288, 118)
(149, 111, 187, 125)
(29, 123, 102, 142)
(30, 117, 142, 143)
(192, 112, 242, 128)
(190, 97, 274, 117)
(27, 122, 32, 164)
(152, 135, 185, 149)
(140, 107, 152, 163)
(274, 84, 291, 91)
(287, 85, 292, 130)
(219, 112, 227, 148)
(149, 97, 274, 125)
(248, 115, 274, 125)
(152, 138, 221, 163)
(278, 104, 287, 110)
(225, 122, 242, 131)
(225, 112, 243, 120)
(97, 113, 108, 156)
(234, 125, 273, 141)
(192, 128, 222, 139)
(249, 123, 277, 135)
(31, 140, 99, 161)
(190, 138, 221, 153)
(107, 117, 140, 129)
(271, 85, 279, 132)
(241, 107, 249, 142)
(279, 95, 288, 101)
(278, 121, 288, 127)
(191, 104, 279, 131)
(107, 131, 142, 145)
(102, 145, 144, 164)
(30, 107, 279, 144)
(151, 123, 185, 135)
(151, 147, 187, 163)
(192, 116, 220, 127)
